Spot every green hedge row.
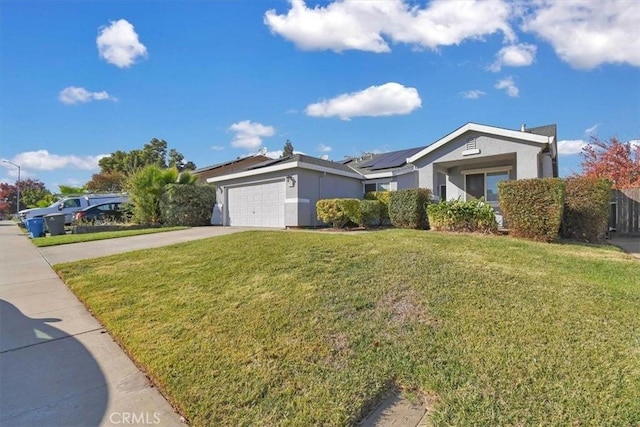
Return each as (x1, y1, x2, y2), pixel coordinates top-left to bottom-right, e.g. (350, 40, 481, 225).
(160, 184, 217, 226)
(364, 191, 391, 225)
(498, 178, 565, 242)
(389, 188, 432, 229)
(316, 190, 431, 229)
(316, 199, 362, 228)
(561, 177, 612, 242)
(427, 199, 497, 233)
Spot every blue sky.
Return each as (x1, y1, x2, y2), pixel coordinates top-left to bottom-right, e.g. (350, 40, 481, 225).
(1, 0, 639, 192)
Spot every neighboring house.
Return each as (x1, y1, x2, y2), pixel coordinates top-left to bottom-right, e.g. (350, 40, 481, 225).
(207, 122, 558, 228)
(192, 154, 271, 183)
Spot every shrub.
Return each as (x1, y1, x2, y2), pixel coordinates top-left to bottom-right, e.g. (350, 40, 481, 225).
(561, 177, 611, 242)
(498, 178, 565, 242)
(128, 165, 198, 225)
(389, 188, 431, 229)
(160, 184, 217, 226)
(316, 199, 362, 228)
(364, 191, 391, 225)
(360, 200, 384, 228)
(427, 198, 498, 233)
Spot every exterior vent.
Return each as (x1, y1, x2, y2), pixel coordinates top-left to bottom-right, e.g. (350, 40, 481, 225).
(465, 138, 476, 150)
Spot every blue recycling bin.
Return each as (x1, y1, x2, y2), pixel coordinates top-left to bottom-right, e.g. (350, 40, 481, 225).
(25, 218, 46, 238)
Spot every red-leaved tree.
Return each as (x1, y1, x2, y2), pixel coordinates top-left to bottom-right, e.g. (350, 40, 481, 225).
(580, 136, 640, 189)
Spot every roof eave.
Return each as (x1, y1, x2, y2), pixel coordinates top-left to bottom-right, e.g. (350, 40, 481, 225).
(406, 123, 553, 164)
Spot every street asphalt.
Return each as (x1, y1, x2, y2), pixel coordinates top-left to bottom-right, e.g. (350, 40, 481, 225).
(0, 222, 255, 426)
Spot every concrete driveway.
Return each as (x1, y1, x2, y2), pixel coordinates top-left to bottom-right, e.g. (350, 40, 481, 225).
(38, 226, 266, 265)
(609, 236, 640, 259)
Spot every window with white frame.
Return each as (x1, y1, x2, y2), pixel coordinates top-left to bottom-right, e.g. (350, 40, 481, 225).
(364, 181, 392, 193)
(463, 168, 511, 203)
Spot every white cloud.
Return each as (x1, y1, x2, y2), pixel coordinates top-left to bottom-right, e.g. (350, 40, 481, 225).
(489, 43, 537, 71)
(265, 0, 514, 53)
(630, 139, 640, 150)
(558, 139, 587, 155)
(265, 150, 282, 159)
(59, 86, 117, 105)
(461, 89, 486, 99)
(9, 150, 108, 171)
(229, 120, 276, 150)
(317, 143, 332, 152)
(264, 149, 305, 159)
(585, 124, 600, 135)
(494, 76, 519, 97)
(522, 0, 640, 69)
(97, 19, 148, 68)
(306, 82, 421, 120)
(210, 145, 225, 151)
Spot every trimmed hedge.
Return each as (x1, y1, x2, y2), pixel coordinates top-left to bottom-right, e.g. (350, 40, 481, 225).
(389, 188, 432, 229)
(160, 184, 217, 226)
(360, 200, 384, 227)
(498, 178, 565, 242)
(316, 198, 361, 228)
(561, 177, 612, 242)
(364, 191, 391, 225)
(427, 199, 497, 233)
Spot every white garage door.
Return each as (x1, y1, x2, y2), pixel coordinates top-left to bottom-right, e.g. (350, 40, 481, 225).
(227, 180, 285, 227)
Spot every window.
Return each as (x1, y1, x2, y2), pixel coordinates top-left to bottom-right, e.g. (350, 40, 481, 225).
(62, 198, 81, 208)
(439, 184, 447, 201)
(465, 174, 484, 200)
(364, 181, 391, 193)
(486, 171, 509, 202)
(463, 168, 510, 203)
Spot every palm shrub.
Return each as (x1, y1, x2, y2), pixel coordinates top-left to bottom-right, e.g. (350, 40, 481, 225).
(498, 178, 565, 242)
(427, 198, 498, 233)
(389, 188, 431, 229)
(316, 199, 362, 228)
(128, 165, 196, 225)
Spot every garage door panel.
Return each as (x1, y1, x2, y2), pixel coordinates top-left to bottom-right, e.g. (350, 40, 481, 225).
(227, 180, 285, 228)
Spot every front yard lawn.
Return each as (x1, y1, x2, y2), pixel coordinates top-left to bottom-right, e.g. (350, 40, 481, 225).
(32, 226, 188, 247)
(54, 230, 640, 426)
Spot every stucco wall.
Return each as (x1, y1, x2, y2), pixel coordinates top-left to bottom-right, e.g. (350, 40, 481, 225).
(297, 169, 362, 226)
(414, 131, 545, 191)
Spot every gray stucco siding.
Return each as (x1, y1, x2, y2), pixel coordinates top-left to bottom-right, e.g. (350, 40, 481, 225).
(297, 169, 362, 226)
(414, 132, 546, 191)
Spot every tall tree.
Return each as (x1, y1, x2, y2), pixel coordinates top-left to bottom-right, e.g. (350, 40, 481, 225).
(0, 178, 53, 213)
(86, 171, 127, 193)
(580, 136, 640, 189)
(96, 138, 195, 177)
(58, 184, 86, 195)
(281, 139, 294, 158)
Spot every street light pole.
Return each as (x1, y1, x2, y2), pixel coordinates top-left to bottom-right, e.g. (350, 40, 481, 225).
(2, 160, 21, 216)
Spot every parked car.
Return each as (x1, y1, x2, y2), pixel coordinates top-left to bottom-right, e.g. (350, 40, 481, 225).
(73, 202, 131, 224)
(20, 193, 129, 224)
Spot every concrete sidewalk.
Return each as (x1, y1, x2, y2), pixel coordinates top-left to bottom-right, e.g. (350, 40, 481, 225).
(0, 221, 185, 426)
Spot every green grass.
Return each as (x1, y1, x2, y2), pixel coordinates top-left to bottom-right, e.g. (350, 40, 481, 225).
(32, 226, 188, 247)
(54, 230, 640, 426)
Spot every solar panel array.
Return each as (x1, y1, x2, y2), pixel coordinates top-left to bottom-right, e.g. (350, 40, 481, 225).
(355, 146, 426, 171)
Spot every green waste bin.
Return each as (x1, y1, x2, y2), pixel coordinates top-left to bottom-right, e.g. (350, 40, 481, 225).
(44, 213, 66, 236)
